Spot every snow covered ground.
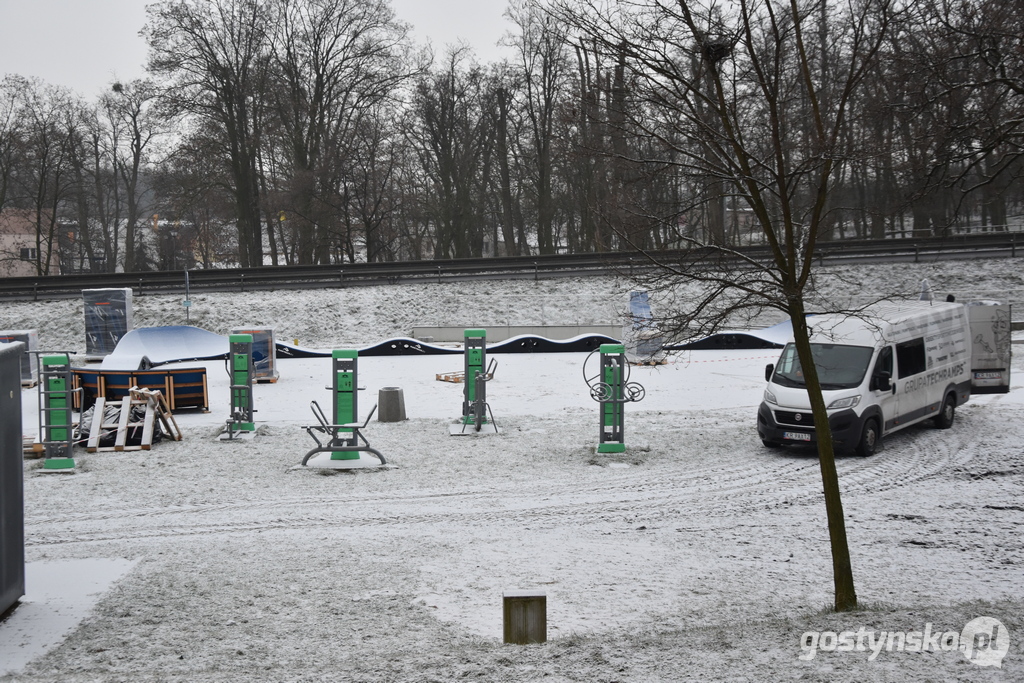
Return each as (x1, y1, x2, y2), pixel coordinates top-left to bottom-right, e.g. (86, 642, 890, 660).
(2, 258, 1023, 681)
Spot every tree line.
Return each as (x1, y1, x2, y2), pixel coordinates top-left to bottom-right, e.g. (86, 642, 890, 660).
(1, 0, 1022, 275)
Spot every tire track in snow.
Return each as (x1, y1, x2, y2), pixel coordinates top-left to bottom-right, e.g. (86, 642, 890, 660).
(25, 405, 998, 547)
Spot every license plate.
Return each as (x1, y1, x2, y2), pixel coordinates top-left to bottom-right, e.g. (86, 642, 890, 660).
(974, 371, 1002, 379)
(783, 431, 812, 442)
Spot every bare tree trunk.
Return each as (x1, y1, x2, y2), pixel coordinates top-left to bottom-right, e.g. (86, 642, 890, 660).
(788, 297, 858, 612)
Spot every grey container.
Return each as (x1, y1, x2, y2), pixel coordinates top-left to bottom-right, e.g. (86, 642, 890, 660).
(377, 387, 407, 422)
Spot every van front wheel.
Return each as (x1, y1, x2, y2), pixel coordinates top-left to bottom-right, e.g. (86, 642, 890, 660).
(935, 395, 956, 429)
(855, 419, 880, 457)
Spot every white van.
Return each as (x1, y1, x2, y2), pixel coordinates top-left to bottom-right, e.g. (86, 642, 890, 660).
(757, 301, 972, 456)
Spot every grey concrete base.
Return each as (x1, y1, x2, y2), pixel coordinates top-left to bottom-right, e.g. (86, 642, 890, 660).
(378, 387, 407, 422)
(301, 452, 389, 469)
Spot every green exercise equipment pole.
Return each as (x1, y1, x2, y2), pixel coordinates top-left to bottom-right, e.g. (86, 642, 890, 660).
(598, 344, 626, 453)
(585, 344, 646, 453)
(39, 353, 75, 471)
(330, 349, 360, 460)
(462, 329, 487, 426)
(227, 334, 255, 434)
(300, 348, 387, 468)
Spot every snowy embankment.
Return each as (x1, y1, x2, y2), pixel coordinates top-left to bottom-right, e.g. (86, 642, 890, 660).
(1, 257, 1022, 682)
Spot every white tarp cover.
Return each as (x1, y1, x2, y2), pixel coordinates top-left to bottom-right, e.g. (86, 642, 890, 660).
(669, 319, 795, 350)
(100, 325, 230, 369)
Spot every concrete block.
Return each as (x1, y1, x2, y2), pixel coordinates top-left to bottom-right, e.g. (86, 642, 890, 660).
(378, 387, 406, 422)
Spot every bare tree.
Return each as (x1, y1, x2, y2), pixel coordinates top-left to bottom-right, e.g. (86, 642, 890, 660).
(505, 0, 574, 255)
(407, 50, 497, 259)
(0, 77, 22, 214)
(555, 0, 896, 612)
(267, 0, 416, 264)
(152, 127, 239, 268)
(62, 99, 108, 272)
(145, 0, 274, 268)
(7, 77, 76, 275)
(890, 0, 1024, 233)
(102, 79, 163, 271)
(490, 69, 528, 256)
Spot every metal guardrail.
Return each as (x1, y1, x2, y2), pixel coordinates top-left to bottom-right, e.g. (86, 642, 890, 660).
(0, 232, 1018, 301)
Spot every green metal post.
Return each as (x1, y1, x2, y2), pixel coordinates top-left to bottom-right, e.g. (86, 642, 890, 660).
(462, 329, 487, 424)
(228, 334, 255, 431)
(331, 349, 360, 460)
(598, 344, 627, 453)
(40, 354, 75, 470)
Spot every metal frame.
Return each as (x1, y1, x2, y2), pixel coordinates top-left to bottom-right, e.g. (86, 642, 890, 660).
(224, 334, 255, 437)
(37, 352, 78, 470)
(301, 349, 386, 466)
(461, 329, 487, 424)
(585, 344, 646, 453)
(455, 329, 500, 433)
(301, 401, 385, 465)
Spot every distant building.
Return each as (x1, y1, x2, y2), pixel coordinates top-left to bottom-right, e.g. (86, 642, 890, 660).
(0, 209, 61, 277)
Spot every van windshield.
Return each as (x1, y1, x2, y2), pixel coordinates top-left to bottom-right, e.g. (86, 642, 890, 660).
(772, 343, 875, 390)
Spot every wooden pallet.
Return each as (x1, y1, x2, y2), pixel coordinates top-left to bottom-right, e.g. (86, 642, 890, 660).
(435, 371, 465, 383)
(131, 387, 183, 444)
(85, 387, 182, 452)
(22, 436, 44, 457)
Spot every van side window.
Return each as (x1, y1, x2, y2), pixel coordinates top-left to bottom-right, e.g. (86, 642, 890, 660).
(896, 338, 926, 377)
(875, 346, 893, 377)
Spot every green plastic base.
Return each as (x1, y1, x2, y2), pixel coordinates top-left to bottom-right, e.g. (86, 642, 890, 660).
(231, 423, 256, 432)
(461, 416, 490, 425)
(43, 457, 76, 470)
(330, 451, 361, 461)
(597, 443, 626, 453)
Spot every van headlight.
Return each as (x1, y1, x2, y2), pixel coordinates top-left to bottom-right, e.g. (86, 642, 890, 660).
(764, 389, 778, 405)
(827, 395, 861, 410)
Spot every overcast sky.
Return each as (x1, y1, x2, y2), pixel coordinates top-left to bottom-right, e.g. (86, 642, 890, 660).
(0, 0, 514, 99)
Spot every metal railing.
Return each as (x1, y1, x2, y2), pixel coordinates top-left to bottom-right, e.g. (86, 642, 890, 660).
(0, 232, 1017, 301)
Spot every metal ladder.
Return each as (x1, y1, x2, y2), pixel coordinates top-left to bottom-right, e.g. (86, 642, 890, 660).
(37, 353, 76, 471)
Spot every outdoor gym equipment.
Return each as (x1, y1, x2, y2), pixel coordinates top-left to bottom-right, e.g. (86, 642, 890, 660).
(38, 353, 78, 471)
(451, 329, 499, 434)
(584, 344, 646, 452)
(222, 334, 256, 439)
(301, 349, 387, 469)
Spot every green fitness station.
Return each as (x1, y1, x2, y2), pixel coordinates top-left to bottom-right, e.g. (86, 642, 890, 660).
(301, 349, 387, 469)
(585, 343, 646, 453)
(221, 333, 256, 440)
(38, 353, 76, 471)
(450, 329, 499, 435)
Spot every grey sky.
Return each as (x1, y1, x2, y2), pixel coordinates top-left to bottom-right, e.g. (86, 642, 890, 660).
(0, 0, 513, 99)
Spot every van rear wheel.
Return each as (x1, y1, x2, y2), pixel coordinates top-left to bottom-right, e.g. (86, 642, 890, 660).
(935, 394, 956, 429)
(855, 419, 880, 457)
